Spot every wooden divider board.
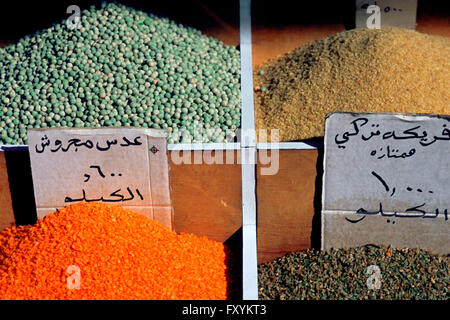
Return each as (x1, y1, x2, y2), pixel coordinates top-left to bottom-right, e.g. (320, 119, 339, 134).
(1, 148, 320, 264)
(257, 149, 319, 264)
(0, 152, 14, 230)
(0, 147, 322, 265)
(170, 150, 242, 242)
(0, 150, 243, 244)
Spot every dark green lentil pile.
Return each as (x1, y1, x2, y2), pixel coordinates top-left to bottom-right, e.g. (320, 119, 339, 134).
(0, 2, 241, 145)
(258, 246, 449, 300)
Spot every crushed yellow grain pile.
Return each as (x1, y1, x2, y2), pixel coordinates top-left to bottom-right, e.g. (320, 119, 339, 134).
(254, 27, 450, 142)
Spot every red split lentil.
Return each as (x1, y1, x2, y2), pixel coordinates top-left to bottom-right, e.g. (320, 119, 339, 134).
(0, 202, 230, 300)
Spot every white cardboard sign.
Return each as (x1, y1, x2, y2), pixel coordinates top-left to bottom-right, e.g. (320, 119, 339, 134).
(355, 0, 418, 29)
(322, 113, 449, 254)
(28, 128, 172, 229)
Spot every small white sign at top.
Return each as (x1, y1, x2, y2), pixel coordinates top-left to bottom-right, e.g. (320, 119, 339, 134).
(355, 0, 418, 30)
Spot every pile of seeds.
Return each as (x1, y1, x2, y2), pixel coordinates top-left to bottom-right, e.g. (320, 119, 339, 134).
(254, 27, 450, 142)
(258, 246, 449, 300)
(0, 2, 241, 145)
(0, 202, 231, 300)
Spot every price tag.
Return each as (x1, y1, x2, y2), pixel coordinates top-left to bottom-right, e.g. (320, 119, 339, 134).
(355, 0, 418, 29)
(322, 112, 450, 254)
(28, 127, 172, 229)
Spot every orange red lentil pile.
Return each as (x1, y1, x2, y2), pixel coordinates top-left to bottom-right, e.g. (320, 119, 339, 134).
(0, 202, 229, 300)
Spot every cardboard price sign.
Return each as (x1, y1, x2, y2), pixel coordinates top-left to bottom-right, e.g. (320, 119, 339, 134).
(322, 112, 450, 254)
(28, 128, 172, 229)
(355, 0, 418, 30)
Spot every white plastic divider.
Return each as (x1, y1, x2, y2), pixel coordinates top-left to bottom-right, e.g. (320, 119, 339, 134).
(241, 146, 258, 300)
(1, 142, 321, 152)
(168, 142, 240, 151)
(1, 142, 319, 152)
(257, 142, 321, 150)
(239, 0, 256, 148)
(239, 0, 259, 300)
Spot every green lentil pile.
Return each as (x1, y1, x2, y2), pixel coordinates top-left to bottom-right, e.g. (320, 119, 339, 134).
(0, 2, 241, 145)
(258, 246, 449, 300)
(254, 27, 450, 142)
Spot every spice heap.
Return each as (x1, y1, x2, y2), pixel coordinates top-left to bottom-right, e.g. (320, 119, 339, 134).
(254, 27, 450, 142)
(0, 2, 241, 145)
(258, 246, 449, 300)
(0, 202, 230, 300)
